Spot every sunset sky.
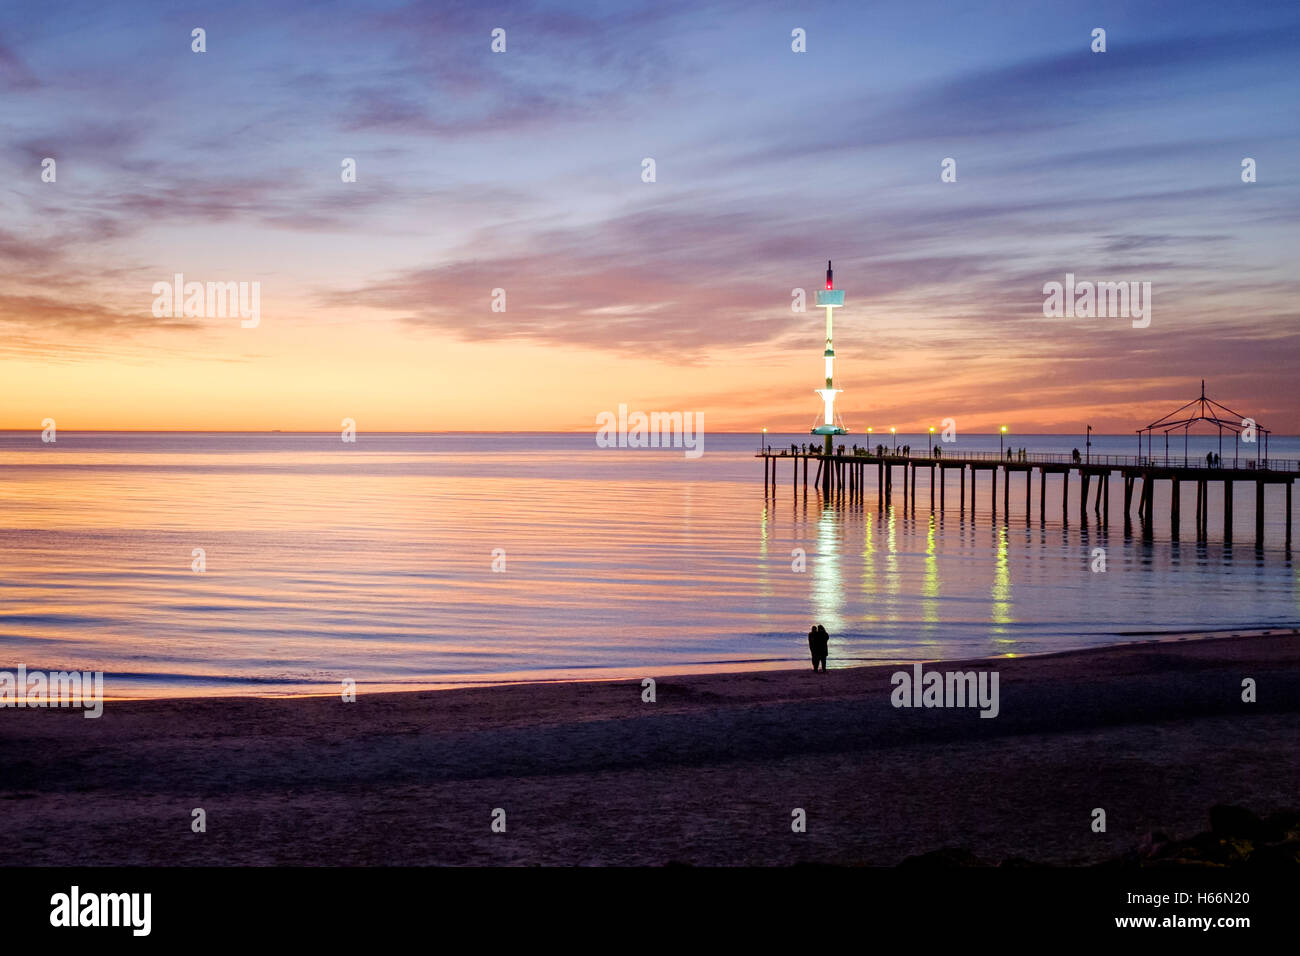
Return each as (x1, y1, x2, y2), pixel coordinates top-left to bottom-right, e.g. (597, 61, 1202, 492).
(1, 0, 1297, 433)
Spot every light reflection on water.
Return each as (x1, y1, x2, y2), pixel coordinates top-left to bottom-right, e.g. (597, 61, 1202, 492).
(0, 431, 1295, 697)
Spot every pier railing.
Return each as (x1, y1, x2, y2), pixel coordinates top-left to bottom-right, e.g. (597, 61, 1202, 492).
(758, 447, 1300, 472)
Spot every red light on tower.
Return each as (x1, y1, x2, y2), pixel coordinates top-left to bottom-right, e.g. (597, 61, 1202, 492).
(825, 259, 833, 290)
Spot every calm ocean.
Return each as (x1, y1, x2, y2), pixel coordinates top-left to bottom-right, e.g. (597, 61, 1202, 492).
(1, 431, 1296, 697)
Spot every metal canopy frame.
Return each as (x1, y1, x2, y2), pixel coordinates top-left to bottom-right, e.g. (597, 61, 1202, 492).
(1136, 380, 1269, 467)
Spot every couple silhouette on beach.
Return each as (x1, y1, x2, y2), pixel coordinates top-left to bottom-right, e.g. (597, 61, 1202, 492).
(807, 624, 829, 672)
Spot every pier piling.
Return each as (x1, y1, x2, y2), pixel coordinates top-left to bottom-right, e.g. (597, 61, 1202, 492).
(1256, 481, 1265, 548)
(757, 450, 1296, 554)
(1171, 476, 1180, 537)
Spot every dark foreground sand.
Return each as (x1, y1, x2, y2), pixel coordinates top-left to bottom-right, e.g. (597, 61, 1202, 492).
(2, 630, 1297, 866)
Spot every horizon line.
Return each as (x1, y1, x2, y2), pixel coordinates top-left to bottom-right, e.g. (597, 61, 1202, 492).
(3, 428, 1297, 437)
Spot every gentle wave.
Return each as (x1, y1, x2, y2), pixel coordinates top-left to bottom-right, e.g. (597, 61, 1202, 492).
(0, 432, 1296, 697)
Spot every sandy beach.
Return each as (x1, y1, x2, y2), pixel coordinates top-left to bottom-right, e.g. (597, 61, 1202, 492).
(2, 629, 1297, 866)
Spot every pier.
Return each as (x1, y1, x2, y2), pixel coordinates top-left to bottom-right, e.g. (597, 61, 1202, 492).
(758, 447, 1298, 551)
(776, 263, 1293, 551)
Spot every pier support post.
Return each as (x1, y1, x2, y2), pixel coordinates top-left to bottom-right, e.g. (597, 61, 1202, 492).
(1256, 480, 1265, 547)
(1062, 471, 1069, 522)
(991, 467, 997, 519)
(1195, 479, 1204, 539)
(971, 469, 977, 519)
(1203, 480, 1210, 540)
(1142, 476, 1154, 537)
(1025, 468, 1031, 521)
(1039, 469, 1046, 523)
(1224, 479, 1232, 540)
(1080, 472, 1090, 522)
(930, 465, 936, 511)
(1002, 466, 1009, 519)
(1103, 473, 1109, 525)
(940, 465, 946, 511)
(1287, 481, 1292, 550)
(1171, 476, 1180, 537)
(960, 466, 965, 514)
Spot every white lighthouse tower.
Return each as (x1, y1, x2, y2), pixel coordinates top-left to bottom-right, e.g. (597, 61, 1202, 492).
(812, 260, 847, 455)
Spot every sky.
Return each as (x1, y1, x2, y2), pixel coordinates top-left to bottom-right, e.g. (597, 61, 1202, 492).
(1, 0, 1298, 433)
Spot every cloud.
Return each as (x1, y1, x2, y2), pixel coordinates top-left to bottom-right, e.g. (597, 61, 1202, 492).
(0, 291, 199, 344)
(0, 35, 37, 90)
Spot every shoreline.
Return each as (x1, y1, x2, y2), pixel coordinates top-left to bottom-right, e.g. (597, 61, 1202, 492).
(2, 628, 1296, 866)
(38, 624, 1300, 704)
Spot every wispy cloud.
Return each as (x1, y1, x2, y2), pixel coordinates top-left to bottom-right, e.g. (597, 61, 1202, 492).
(1, 0, 1297, 428)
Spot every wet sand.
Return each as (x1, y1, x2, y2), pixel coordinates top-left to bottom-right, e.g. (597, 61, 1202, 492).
(2, 629, 1297, 865)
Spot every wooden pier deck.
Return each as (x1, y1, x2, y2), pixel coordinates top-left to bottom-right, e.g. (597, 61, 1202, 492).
(758, 448, 1298, 550)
